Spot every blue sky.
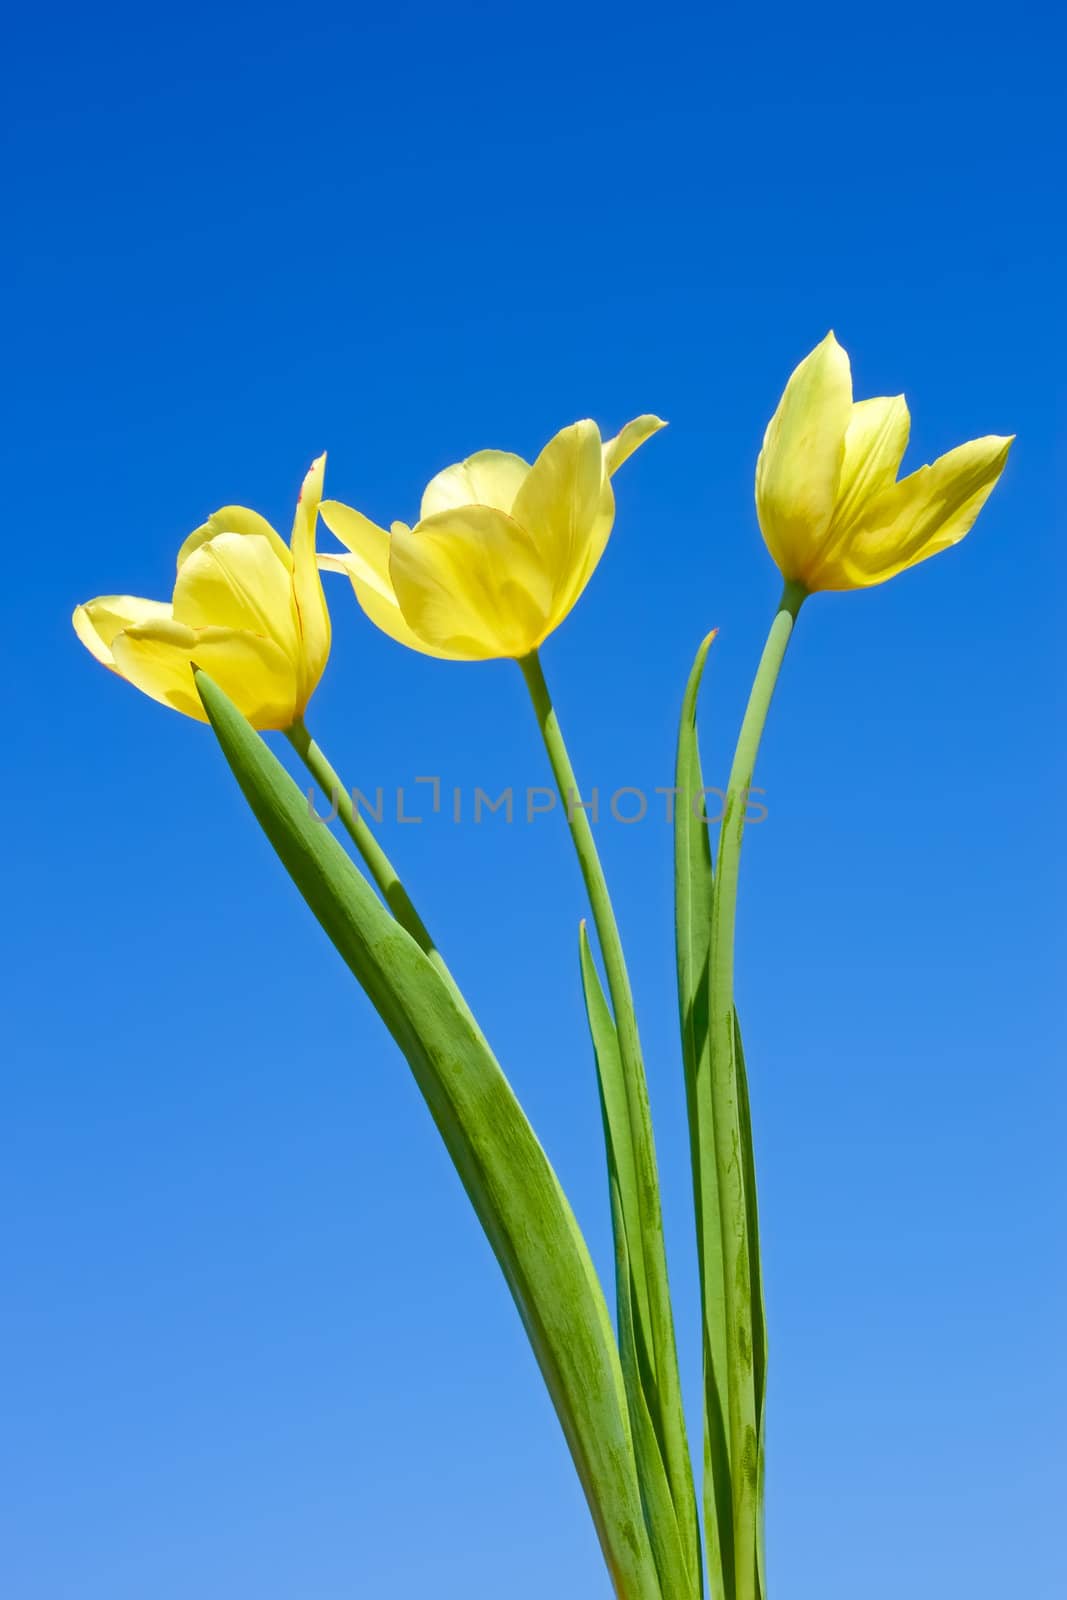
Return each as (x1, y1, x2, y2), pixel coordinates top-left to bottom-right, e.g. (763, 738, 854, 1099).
(4, 2, 1063, 1596)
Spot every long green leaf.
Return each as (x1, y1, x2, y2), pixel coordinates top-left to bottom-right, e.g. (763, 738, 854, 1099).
(195, 670, 661, 1600)
(676, 632, 772, 1600)
(674, 631, 734, 1599)
(579, 925, 694, 1600)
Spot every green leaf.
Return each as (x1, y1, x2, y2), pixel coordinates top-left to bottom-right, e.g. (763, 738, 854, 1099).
(579, 925, 694, 1600)
(675, 632, 770, 1600)
(674, 630, 734, 1599)
(195, 670, 662, 1600)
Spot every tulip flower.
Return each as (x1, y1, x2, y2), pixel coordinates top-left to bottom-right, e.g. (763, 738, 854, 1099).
(685, 343, 1015, 1591)
(756, 332, 1013, 591)
(73, 456, 330, 730)
(317, 416, 665, 660)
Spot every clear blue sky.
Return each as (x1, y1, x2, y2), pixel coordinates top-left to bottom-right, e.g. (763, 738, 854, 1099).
(4, 2, 1063, 1596)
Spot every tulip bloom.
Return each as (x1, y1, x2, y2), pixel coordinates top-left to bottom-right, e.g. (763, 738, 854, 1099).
(756, 333, 1012, 592)
(73, 456, 330, 729)
(318, 416, 665, 660)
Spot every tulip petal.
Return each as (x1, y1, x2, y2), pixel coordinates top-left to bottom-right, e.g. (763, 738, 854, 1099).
(73, 595, 174, 668)
(832, 395, 911, 536)
(755, 331, 853, 582)
(177, 507, 291, 571)
(319, 501, 467, 659)
(112, 618, 297, 726)
(602, 415, 667, 477)
(173, 532, 300, 656)
(510, 420, 605, 607)
(557, 416, 665, 623)
(319, 501, 396, 599)
(391, 505, 554, 659)
(289, 454, 331, 706)
(547, 477, 617, 632)
(420, 450, 531, 521)
(832, 434, 1014, 588)
(321, 553, 468, 660)
(109, 617, 206, 717)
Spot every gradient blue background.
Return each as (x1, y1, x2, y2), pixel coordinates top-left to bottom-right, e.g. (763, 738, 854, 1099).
(4, 2, 1063, 1595)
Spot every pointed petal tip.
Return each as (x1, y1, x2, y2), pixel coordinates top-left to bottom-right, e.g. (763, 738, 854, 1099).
(788, 328, 851, 385)
(959, 431, 1015, 462)
(73, 598, 118, 667)
(297, 453, 327, 504)
(990, 433, 1016, 469)
(816, 328, 848, 363)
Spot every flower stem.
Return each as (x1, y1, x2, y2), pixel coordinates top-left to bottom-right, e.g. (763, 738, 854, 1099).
(286, 719, 459, 1003)
(518, 653, 644, 1075)
(710, 576, 805, 1596)
(714, 578, 805, 1021)
(518, 648, 698, 1588)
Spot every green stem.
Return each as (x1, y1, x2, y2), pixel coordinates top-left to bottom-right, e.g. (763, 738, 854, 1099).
(519, 648, 698, 1588)
(518, 653, 645, 1091)
(710, 577, 805, 1596)
(286, 720, 458, 1002)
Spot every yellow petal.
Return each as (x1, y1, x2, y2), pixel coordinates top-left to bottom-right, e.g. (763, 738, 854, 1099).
(177, 506, 290, 571)
(827, 434, 1014, 589)
(602, 415, 667, 477)
(172, 532, 299, 655)
(755, 331, 853, 582)
(391, 506, 554, 659)
(510, 419, 605, 603)
(289, 453, 331, 708)
(319, 501, 464, 659)
(547, 412, 665, 624)
(545, 476, 616, 634)
(108, 617, 205, 717)
(319, 552, 466, 660)
(190, 629, 301, 728)
(319, 501, 396, 597)
(831, 395, 911, 539)
(420, 450, 531, 521)
(111, 618, 298, 727)
(557, 417, 664, 622)
(73, 595, 173, 668)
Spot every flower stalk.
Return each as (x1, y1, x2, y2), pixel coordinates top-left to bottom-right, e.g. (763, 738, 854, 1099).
(286, 719, 475, 1018)
(520, 648, 701, 1597)
(708, 578, 805, 1597)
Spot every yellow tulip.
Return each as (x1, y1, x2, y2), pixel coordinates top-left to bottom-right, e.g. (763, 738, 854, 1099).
(756, 333, 1013, 591)
(73, 455, 331, 730)
(318, 416, 665, 660)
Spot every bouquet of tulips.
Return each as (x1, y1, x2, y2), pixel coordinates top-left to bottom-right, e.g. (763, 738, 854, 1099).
(75, 334, 1011, 1600)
